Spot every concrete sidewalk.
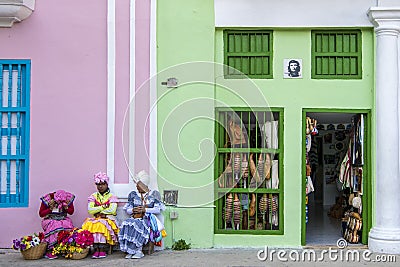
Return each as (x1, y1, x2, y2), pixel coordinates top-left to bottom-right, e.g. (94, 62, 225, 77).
(0, 247, 399, 267)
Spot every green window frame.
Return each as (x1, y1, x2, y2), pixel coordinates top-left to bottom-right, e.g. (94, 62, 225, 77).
(214, 108, 283, 234)
(311, 30, 362, 79)
(224, 30, 273, 79)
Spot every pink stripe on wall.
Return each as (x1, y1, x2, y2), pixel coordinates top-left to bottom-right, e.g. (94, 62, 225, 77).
(114, 0, 131, 184)
(134, 0, 151, 175)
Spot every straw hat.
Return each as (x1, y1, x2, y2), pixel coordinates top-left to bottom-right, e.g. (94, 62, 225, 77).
(348, 193, 355, 206)
(352, 196, 362, 209)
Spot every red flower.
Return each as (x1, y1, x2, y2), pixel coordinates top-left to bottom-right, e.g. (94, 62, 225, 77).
(57, 230, 73, 243)
(38, 232, 45, 241)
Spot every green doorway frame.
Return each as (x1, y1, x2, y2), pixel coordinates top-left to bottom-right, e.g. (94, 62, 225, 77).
(301, 108, 372, 246)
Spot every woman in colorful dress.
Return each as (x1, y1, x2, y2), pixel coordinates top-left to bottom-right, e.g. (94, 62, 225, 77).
(119, 171, 165, 259)
(81, 172, 119, 259)
(39, 189, 75, 259)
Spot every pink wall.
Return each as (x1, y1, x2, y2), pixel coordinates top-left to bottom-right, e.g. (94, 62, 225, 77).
(0, 0, 151, 248)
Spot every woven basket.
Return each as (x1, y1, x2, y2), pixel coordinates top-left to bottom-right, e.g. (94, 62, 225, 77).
(71, 247, 89, 260)
(21, 242, 47, 260)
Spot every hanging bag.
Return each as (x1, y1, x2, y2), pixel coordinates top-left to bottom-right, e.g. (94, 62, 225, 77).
(306, 176, 314, 195)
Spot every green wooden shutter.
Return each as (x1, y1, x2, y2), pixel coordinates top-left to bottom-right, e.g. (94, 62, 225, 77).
(312, 30, 362, 79)
(224, 31, 273, 79)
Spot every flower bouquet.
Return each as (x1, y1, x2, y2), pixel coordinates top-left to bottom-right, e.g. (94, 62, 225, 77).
(12, 232, 47, 260)
(52, 228, 94, 259)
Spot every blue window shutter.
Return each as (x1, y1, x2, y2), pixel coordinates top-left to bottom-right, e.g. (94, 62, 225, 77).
(0, 60, 30, 207)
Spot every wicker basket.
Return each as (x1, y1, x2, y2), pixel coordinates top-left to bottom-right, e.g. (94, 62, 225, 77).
(20, 242, 47, 260)
(71, 247, 89, 260)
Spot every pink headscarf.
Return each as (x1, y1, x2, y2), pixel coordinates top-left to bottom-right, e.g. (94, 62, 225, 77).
(41, 190, 75, 209)
(54, 190, 75, 209)
(94, 172, 109, 184)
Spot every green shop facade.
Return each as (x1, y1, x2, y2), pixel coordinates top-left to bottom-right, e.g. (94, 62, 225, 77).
(154, 0, 400, 253)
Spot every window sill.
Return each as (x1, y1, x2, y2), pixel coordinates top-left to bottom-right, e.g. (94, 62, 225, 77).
(0, 0, 35, 27)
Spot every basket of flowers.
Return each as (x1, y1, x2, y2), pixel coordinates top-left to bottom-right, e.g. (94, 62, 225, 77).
(52, 228, 94, 259)
(12, 232, 47, 260)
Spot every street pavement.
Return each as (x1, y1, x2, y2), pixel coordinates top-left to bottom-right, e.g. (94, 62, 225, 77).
(1, 247, 399, 267)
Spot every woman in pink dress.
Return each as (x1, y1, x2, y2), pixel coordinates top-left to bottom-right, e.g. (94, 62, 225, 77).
(39, 190, 75, 259)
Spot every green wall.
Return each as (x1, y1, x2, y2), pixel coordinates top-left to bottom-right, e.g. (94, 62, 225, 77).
(157, 0, 375, 248)
(157, 0, 216, 248)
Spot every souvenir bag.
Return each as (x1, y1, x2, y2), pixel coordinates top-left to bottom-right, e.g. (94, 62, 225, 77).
(344, 212, 362, 243)
(225, 193, 233, 224)
(306, 176, 314, 195)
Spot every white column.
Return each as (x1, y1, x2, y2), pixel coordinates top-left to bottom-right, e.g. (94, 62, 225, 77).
(368, 7, 400, 254)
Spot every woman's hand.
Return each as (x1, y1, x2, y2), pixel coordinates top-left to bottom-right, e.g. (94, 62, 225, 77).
(95, 213, 107, 219)
(48, 199, 56, 210)
(133, 206, 145, 214)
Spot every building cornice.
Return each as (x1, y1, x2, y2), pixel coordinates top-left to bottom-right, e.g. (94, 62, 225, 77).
(0, 0, 35, 27)
(368, 7, 400, 32)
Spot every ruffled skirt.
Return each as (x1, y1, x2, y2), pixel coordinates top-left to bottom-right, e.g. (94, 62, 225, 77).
(81, 217, 119, 245)
(118, 218, 150, 254)
(41, 217, 74, 248)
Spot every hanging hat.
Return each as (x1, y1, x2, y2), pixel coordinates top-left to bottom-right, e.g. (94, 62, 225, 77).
(136, 170, 150, 186)
(337, 124, 345, 130)
(348, 193, 355, 206)
(94, 172, 109, 184)
(352, 196, 362, 209)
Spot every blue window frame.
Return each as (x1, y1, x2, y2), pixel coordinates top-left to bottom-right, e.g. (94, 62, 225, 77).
(0, 60, 30, 207)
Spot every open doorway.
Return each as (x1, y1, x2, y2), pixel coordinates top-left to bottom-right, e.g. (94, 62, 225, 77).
(303, 111, 369, 246)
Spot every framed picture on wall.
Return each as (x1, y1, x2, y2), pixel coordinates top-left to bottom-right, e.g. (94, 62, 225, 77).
(283, 58, 302, 78)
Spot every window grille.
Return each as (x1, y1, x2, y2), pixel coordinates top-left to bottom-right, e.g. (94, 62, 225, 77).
(215, 108, 283, 234)
(312, 30, 362, 79)
(224, 30, 273, 79)
(0, 60, 30, 207)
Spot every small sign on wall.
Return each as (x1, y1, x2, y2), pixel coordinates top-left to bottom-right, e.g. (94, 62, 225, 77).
(163, 190, 178, 205)
(283, 59, 302, 78)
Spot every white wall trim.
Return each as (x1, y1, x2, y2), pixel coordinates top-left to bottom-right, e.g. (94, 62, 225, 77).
(128, 0, 136, 182)
(214, 0, 378, 28)
(109, 0, 138, 199)
(107, 0, 116, 184)
(149, 0, 158, 182)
